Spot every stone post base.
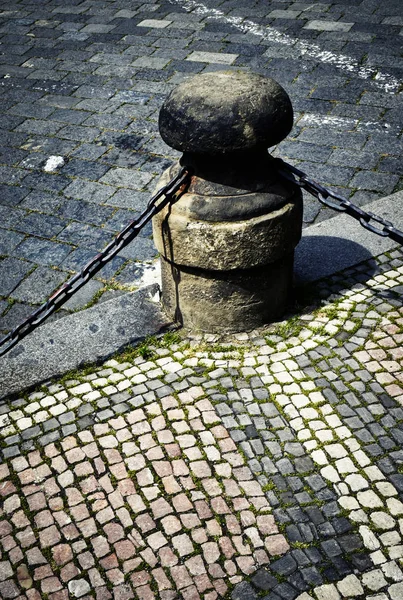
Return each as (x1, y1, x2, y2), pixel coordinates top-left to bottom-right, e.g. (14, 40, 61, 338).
(153, 169, 302, 333)
(160, 252, 295, 333)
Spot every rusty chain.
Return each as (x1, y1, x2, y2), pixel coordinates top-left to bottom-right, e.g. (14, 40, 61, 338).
(2, 156, 402, 358)
(0, 167, 192, 358)
(275, 157, 403, 246)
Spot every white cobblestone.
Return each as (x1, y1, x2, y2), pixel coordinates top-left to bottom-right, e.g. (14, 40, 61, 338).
(69, 383, 92, 395)
(16, 417, 32, 430)
(371, 512, 396, 530)
(357, 490, 384, 508)
(362, 569, 388, 591)
(359, 526, 381, 550)
(336, 574, 364, 596)
(321, 465, 340, 483)
(345, 474, 369, 491)
(314, 584, 341, 600)
(382, 561, 403, 582)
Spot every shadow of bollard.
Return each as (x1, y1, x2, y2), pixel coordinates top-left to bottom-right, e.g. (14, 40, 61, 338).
(294, 235, 375, 284)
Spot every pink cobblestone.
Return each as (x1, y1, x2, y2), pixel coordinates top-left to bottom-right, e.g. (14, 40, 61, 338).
(265, 534, 290, 556)
(0, 335, 298, 600)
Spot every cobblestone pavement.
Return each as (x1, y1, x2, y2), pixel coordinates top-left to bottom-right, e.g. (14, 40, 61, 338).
(1, 246, 403, 599)
(0, 0, 403, 334)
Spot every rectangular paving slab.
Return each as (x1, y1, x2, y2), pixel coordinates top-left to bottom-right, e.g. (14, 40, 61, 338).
(295, 189, 403, 282)
(0, 285, 170, 399)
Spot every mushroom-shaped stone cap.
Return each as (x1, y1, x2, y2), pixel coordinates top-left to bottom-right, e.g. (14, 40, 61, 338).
(159, 71, 293, 155)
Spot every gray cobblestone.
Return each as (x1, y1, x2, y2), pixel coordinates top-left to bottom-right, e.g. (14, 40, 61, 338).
(12, 237, 73, 267)
(10, 266, 68, 304)
(0, 0, 401, 333)
(0, 257, 33, 297)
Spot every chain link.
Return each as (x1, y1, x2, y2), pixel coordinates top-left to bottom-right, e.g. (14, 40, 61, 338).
(0, 167, 192, 358)
(275, 158, 403, 245)
(3, 158, 402, 358)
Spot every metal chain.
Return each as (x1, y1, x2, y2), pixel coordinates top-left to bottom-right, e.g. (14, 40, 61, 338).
(0, 167, 192, 358)
(274, 158, 403, 246)
(3, 157, 401, 358)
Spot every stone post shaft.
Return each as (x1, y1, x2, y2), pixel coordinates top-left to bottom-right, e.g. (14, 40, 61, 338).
(153, 71, 302, 333)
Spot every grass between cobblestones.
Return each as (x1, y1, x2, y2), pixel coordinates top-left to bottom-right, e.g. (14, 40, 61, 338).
(1, 248, 403, 599)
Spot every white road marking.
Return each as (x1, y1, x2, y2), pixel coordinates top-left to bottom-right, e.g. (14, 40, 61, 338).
(170, 0, 401, 94)
(297, 113, 395, 134)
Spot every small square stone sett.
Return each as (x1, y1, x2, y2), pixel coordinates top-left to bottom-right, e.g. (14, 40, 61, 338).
(137, 20, 172, 29)
(186, 51, 239, 65)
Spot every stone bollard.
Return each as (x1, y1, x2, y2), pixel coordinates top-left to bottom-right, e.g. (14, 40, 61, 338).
(152, 71, 302, 333)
